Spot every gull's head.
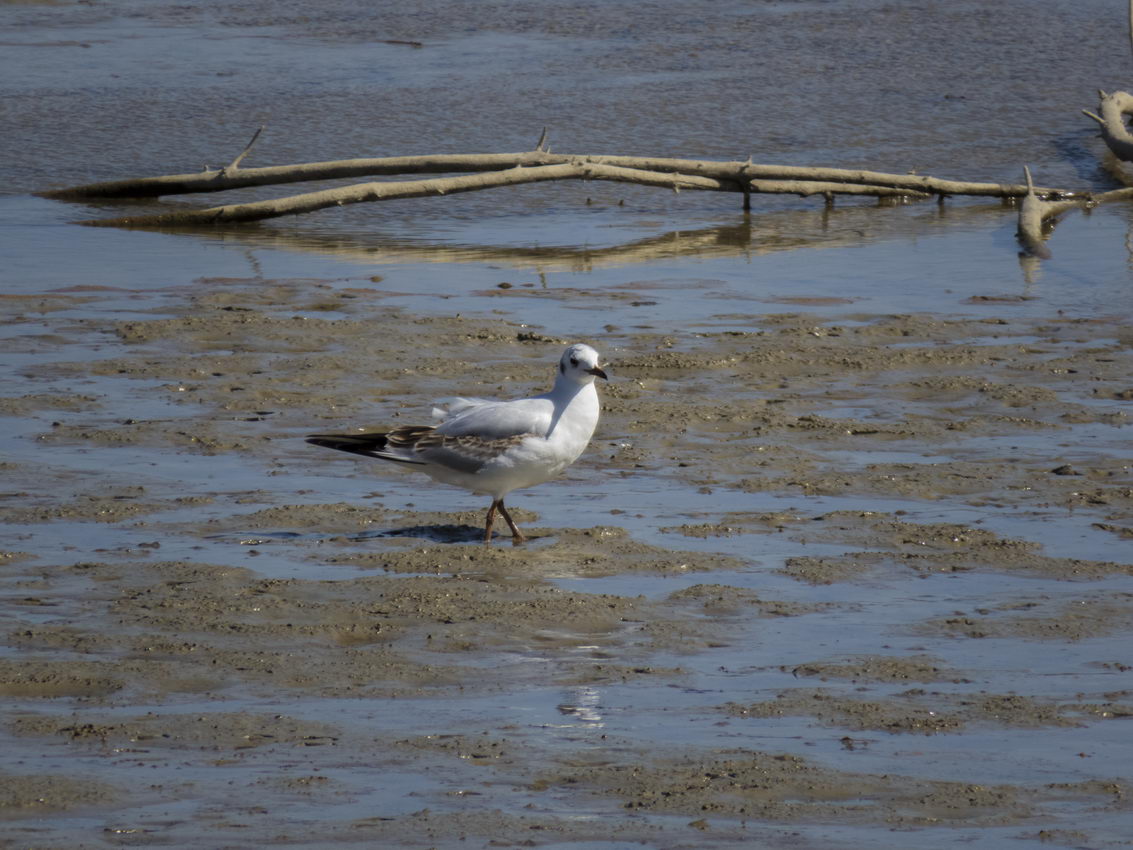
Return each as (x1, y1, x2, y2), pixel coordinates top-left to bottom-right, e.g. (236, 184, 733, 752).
(558, 343, 607, 384)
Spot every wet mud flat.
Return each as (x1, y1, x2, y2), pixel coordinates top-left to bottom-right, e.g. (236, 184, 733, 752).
(2, 276, 1133, 849)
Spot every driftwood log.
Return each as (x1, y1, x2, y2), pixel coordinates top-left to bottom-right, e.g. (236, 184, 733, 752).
(44, 153, 1057, 206)
(1082, 90, 1133, 162)
(1015, 166, 1088, 259)
(43, 125, 1077, 230)
(36, 113, 1133, 259)
(68, 162, 953, 229)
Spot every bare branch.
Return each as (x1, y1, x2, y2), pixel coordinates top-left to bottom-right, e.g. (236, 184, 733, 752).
(1017, 166, 1050, 260)
(77, 161, 944, 229)
(41, 151, 1069, 202)
(747, 179, 930, 199)
(80, 163, 733, 228)
(223, 125, 265, 174)
(1016, 166, 1086, 259)
(42, 152, 561, 200)
(1087, 185, 1133, 204)
(1085, 90, 1133, 161)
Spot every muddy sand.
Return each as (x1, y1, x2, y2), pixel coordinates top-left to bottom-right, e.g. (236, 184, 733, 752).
(2, 276, 1132, 848)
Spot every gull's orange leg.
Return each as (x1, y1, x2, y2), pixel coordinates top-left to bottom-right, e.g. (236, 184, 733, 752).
(497, 499, 527, 545)
(484, 499, 499, 545)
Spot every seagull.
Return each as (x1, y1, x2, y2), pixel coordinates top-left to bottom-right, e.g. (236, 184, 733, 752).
(306, 343, 607, 545)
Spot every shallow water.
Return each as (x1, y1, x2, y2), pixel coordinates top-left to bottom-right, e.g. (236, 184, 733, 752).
(3, 1, 1133, 848)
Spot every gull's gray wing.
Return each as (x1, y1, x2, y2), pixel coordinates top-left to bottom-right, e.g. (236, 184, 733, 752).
(434, 397, 553, 440)
(308, 421, 536, 475)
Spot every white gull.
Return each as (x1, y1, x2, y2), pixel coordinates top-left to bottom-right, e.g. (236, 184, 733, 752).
(306, 343, 607, 545)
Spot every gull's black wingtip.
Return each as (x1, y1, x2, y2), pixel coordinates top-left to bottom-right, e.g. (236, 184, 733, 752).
(305, 433, 390, 455)
(305, 431, 431, 466)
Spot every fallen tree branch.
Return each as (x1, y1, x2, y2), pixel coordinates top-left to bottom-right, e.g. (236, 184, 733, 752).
(1016, 166, 1087, 258)
(80, 163, 736, 228)
(1082, 89, 1133, 162)
(78, 162, 943, 228)
(747, 179, 930, 199)
(41, 152, 563, 200)
(43, 149, 1068, 202)
(588, 157, 1062, 199)
(1089, 185, 1133, 204)
(220, 125, 264, 175)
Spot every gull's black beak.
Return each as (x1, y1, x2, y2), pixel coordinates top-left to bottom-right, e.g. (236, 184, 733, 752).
(588, 366, 608, 380)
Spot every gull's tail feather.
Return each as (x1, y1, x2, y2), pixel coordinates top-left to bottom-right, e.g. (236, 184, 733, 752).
(306, 427, 433, 465)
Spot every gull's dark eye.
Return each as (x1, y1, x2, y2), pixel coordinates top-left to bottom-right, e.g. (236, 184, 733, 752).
(570, 357, 579, 367)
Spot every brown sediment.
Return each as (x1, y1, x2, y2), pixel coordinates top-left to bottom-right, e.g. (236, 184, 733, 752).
(3, 274, 1132, 846)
